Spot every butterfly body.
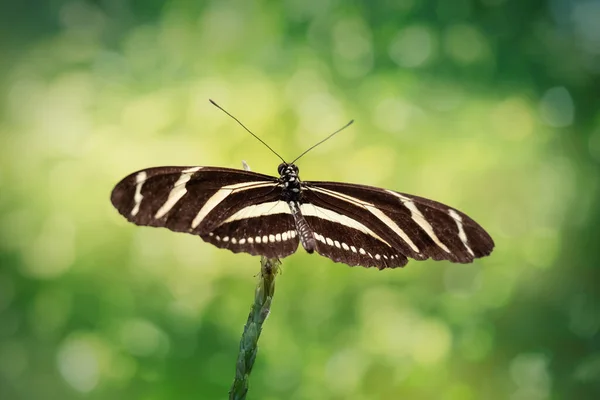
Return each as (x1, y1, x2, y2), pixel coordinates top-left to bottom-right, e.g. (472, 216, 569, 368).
(275, 163, 316, 254)
(111, 162, 494, 270)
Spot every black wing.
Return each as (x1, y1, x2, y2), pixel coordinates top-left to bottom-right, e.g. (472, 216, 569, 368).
(110, 166, 299, 259)
(301, 180, 494, 269)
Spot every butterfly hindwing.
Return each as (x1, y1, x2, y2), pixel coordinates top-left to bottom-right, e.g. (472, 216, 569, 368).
(298, 201, 408, 269)
(201, 211, 299, 259)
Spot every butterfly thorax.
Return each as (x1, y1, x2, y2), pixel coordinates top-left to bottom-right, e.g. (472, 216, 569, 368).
(278, 163, 302, 201)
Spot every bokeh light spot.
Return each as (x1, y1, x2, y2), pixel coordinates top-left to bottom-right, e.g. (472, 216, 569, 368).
(389, 25, 437, 68)
(491, 98, 535, 141)
(21, 214, 76, 279)
(29, 289, 72, 338)
(59, 1, 106, 33)
(411, 318, 452, 366)
(105, 353, 138, 384)
(325, 348, 366, 395)
(444, 24, 489, 64)
(332, 18, 374, 78)
(573, 353, 600, 383)
(198, 6, 245, 51)
(572, 2, 600, 56)
(459, 325, 494, 361)
(296, 92, 345, 139)
(373, 97, 416, 134)
(509, 353, 551, 400)
(539, 86, 574, 128)
(358, 288, 416, 358)
(120, 319, 169, 357)
(57, 336, 101, 393)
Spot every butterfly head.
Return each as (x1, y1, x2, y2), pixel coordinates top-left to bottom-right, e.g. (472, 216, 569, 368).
(277, 162, 299, 177)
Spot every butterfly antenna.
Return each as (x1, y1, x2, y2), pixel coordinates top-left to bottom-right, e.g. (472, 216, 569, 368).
(209, 99, 286, 163)
(290, 119, 354, 164)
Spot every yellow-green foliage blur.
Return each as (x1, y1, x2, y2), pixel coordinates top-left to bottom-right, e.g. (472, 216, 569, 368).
(1, 1, 599, 399)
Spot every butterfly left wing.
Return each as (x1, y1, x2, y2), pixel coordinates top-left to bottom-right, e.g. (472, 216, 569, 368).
(110, 166, 300, 259)
(302, 180, 494, 268)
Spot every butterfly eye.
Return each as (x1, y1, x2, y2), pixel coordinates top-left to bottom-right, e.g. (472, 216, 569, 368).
(277, 163, 287, 175)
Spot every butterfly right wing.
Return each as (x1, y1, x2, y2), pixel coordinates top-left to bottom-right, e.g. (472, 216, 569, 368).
(301, 180, 494, 268)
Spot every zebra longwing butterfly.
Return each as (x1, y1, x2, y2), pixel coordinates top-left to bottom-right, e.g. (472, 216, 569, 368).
(110, 101, 494, 270)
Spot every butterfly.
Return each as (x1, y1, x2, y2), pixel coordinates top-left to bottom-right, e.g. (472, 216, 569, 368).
(111, 101, 494, 269)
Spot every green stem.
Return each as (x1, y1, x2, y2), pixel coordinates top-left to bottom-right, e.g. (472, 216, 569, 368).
(229, 257, 280, 400)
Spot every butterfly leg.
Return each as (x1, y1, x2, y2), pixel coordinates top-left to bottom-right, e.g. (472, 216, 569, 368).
(288, 201, 316, 253)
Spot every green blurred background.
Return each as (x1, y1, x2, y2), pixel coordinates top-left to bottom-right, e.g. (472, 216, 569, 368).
(1, 0, 599, 399)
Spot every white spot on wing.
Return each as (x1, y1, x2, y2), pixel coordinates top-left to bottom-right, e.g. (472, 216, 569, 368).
(131, 171, 147, 216)
(239, 238, 246, 244)
(275, 233, 281, 242)
(448, 209, 475, 257)
(154, 167, 202, 219)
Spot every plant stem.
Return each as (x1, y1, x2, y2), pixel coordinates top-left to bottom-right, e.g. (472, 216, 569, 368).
(228, 256, 280, 400)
